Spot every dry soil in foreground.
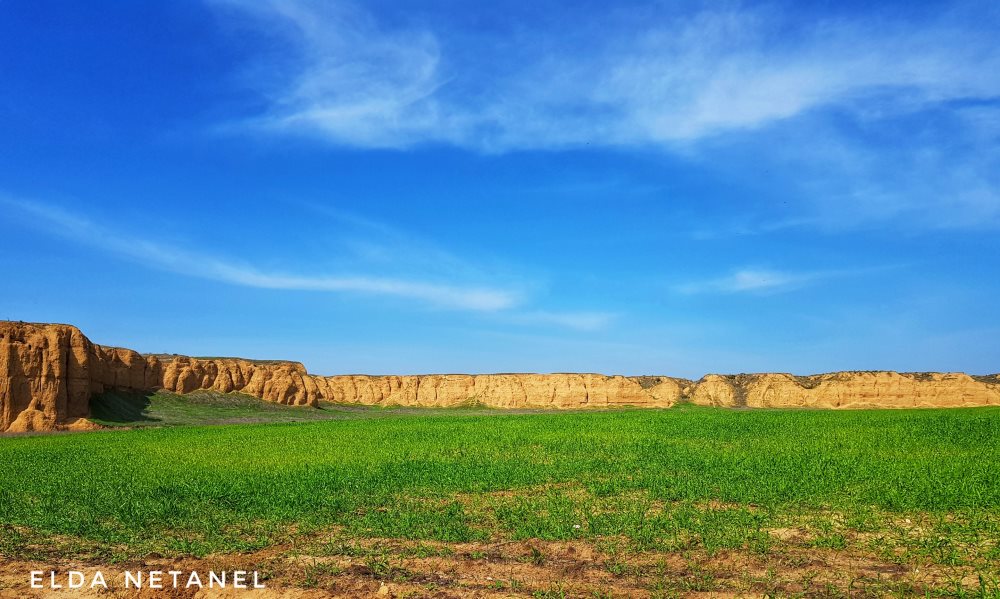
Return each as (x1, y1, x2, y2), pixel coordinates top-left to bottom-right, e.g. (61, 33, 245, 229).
(1, 530, 996, 599)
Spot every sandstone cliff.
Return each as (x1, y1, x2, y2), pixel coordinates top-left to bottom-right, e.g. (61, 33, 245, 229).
(312, 374, 681, 410)
(0, 322, 319, 432)
(2, 321, 998, 433)
(690, 372, 1000, 409)
(0, 322, 684, 432)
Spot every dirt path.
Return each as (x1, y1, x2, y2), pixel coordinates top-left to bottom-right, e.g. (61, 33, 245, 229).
(0, 536, 990, 598)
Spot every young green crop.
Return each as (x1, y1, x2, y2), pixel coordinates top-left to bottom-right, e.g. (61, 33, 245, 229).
(1, 404, 998, 569)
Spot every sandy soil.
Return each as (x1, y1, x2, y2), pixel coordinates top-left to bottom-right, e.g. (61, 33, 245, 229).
(0, 535, 988, 598)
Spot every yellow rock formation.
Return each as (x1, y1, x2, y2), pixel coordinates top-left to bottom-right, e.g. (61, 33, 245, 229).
(313, 373, 681, 409)
(690, 372, 1000, 409)
(2, 321, 998, 433)
(0, 322, 322, 432)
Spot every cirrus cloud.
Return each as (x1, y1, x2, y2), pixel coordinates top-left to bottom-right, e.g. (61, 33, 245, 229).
(214, 0, 1000, 151)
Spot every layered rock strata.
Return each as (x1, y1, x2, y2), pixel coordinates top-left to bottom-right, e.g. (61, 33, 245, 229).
(690, 372, 1000, 409)
(2, 321, 998, 433)
(1, 322, 319, 432)
(313, 374, 682, 410)
(0, 322, 683, 432)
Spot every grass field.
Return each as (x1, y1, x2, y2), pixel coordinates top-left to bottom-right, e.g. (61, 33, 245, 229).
(1, 401, 999, 596)
(88, 389, 525, 427)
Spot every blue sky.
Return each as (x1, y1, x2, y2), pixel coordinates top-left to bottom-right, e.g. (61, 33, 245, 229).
(2, 0, 999, 377)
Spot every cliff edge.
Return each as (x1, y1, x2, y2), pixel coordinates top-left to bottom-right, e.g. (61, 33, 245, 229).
(1, 321, 998, 433)
(1, 322, 318, 432)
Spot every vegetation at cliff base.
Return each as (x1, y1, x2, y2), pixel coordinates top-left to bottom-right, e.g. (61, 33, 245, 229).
(87, 389, 523, 427)
(1, 405, 999, 595)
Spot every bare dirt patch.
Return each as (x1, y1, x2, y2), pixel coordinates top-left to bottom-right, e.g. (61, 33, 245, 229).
(1, 536, 992, 598)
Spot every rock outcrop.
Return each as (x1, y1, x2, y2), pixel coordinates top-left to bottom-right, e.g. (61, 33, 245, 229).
(313, 374, 682, 409)
(690, 372, 1000, 409)
(2, 321, 998, 433)
(0, 322, 685, 432)
(0, 322, 319, 432)
(1, 322, 96, 433)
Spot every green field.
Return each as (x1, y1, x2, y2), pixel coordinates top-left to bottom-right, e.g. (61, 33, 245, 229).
(88, 389, 525, 427)
(2, 402, 999, 596)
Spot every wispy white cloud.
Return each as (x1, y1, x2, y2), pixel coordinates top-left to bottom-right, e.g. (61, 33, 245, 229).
(675, 266, 881, 295)
(676, 268, 806, 295)
(2, 196, 519, 311)
(214, 1, 452, 148)
(209, 1, 1000, 230)
(4, 196, 623, 328)
(741, 106, 1000, 231)
(213, 1, 1000, 150)
(294, 201, 489, 278)
(510, 310, 618, 332)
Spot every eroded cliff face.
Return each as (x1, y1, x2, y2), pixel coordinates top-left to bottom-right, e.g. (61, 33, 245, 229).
(155, 357, 318, 406)
(1, 322, 95, 433)
(690, 372, 1000, 409)
(0, 322, 319, 432)
(0, 322, 685, 432)
(312, 374, 682, 409)
(2, 321, 999, 433)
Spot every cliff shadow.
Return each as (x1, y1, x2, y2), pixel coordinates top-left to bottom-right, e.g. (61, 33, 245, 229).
(89, 390, 160, 425)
